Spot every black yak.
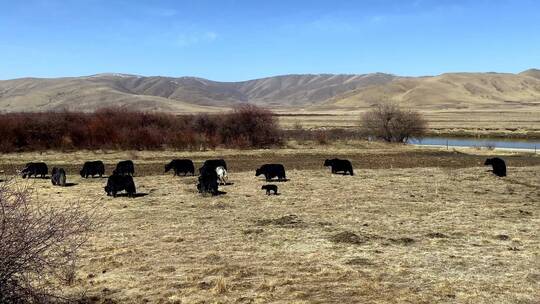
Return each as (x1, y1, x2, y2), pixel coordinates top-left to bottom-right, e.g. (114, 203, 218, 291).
(484, 157, 507, 177)
(21, 162, 48, 179)
(80, 161, 105, 178)
(165, 159, 195, 176)
(324, 158, 354, 175)
(200, 159, 227, 172)
(113, 160, 135, 176)
(51, 167, 67, 186)
(256, 164, 286, 181)
(104, 174, 136, 197)
(197, 164, 219, 195)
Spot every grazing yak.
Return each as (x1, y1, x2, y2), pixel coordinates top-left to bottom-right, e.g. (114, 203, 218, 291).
(485, 157, 506, 177)
(201, 159, 227, 172)
(21, 162, 48, 179)
(80, 161, 105, 178)
(261, 184, 278, 195)
(197, 164, 219, 195)
(51, 167, 66, 186)
(256, 164, 286, 181)
(324, 158, 354, 175)
(216, 166, 228, 185)
(104, 174, 136, 197)
(113, 160, 135, 176)
(165, 159, 195, 176)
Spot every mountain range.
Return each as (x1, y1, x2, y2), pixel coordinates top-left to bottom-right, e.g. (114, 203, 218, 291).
(1, 69, 539, 113)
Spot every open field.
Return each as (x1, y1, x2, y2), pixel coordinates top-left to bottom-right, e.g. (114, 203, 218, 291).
(277, 110, 540, 138)
(2, 145, 539, 303)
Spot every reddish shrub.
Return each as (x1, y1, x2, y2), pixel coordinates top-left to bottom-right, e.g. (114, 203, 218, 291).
(219, 104, 283, 148)
(0, 106, 283, 151)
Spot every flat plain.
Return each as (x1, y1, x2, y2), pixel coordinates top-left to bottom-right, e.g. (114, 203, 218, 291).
(276, 110, 540, 138)
(2, 143, 539, 303)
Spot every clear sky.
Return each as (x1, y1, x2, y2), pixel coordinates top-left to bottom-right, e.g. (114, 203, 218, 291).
(1, 0, 539, 81)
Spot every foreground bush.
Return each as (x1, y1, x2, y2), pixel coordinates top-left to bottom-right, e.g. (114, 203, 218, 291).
(0, 181, 97, 303)
(0, 105, 283, 152)
(361, 103, 427, 143)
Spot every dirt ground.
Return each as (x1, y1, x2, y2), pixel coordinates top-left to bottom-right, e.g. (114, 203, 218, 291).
(1, 145, 539, 303)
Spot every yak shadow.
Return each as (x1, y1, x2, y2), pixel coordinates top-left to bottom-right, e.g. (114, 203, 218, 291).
(333, 172, 354, 176)
(263, 178, 289, 182)
(110, 192, 149, 198)
(198, 190, 227, 197)
(64, 182, 78, 187)
(205, 190, 227, 196)
(220, 182, 235, 186)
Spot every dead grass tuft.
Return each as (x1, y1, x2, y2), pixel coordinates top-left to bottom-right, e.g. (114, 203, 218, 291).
(329, 231, 369, 245)
(212, 276, 229, 294)
(255, 214, 304, 227)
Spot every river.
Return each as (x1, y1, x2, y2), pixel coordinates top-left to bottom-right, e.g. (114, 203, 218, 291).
(409, 137, 540, 151)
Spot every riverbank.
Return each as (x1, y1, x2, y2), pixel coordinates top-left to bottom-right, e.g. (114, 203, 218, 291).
(410, 137, 540, 152)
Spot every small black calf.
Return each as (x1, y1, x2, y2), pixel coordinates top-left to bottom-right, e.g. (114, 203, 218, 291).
(261, 184, 278, 195)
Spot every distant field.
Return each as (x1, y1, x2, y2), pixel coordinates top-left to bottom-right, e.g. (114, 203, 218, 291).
(1, 145, 539, 303)
(277, 110, 540, 138)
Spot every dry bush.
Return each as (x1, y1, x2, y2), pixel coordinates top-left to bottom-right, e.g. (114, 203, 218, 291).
(0, 181, 98, 303)
(314, 131, 329, 145)
(0, 106, 283, 151)
(361, 103, 427, 143)
(219, 104, 283, 148)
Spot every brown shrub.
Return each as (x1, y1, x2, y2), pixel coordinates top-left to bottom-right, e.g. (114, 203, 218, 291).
(314, 131, 329, 145)
(0, 106, 283, 151)
(219, 104, 283, 148)
(361, 103, 427, 143)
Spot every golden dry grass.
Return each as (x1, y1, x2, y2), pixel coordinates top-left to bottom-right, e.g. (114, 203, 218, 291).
(3, 146, 539, 303)
(277, 110, 540, 138)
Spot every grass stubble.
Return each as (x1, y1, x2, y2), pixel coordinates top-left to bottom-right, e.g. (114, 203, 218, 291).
(2, 144, 539, 303)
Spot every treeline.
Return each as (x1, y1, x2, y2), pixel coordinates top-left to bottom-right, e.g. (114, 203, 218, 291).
(0, 105, 283, 152)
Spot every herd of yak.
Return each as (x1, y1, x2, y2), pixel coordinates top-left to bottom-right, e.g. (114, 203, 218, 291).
(17, 156, 507, 197)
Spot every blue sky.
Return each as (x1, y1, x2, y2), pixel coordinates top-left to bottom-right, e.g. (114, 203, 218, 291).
(1, 0, 539, 81)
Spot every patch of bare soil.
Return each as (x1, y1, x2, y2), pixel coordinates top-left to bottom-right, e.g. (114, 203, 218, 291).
(345, 257, 375, 266)
(329, 231, 370, 245)
(255, 214, 304, 228)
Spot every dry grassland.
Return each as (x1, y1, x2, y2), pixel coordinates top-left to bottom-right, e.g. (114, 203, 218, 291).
(1, 146, 539, 303)
(277, 110, 540, 138)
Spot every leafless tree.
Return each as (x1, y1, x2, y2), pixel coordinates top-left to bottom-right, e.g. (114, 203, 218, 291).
(0, 180, 99, 303)
(361, 103, 427, 143)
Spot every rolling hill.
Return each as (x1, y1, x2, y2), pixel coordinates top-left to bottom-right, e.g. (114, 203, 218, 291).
(0, 70, 539, 113)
